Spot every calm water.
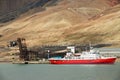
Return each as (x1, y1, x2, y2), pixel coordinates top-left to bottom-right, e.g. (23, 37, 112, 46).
(0, 63, 120, 80)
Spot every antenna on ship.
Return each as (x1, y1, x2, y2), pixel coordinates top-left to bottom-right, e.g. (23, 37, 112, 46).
(89, 42, 93, 50)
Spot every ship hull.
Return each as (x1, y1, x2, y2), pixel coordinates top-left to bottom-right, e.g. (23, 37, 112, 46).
(49, 58, 116, 64)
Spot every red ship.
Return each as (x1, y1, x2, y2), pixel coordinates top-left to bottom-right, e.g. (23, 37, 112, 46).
(49, 49, 116, 64)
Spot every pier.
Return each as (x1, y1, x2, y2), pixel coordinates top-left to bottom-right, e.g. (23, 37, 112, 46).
(12, 60, 50, 64)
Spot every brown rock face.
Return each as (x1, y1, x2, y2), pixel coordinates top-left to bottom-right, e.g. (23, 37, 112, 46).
(109, 0, 120, 6)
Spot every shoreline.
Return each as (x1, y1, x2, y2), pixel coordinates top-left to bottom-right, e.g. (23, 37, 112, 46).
(0, 58, 120, 64)
(115, 58, 120, 62)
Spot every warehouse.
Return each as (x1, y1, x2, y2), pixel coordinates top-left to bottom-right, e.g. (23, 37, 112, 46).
(94, 48, 120, 57)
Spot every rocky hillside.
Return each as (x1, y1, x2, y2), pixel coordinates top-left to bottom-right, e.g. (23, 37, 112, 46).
(0, 0, 58, 23)
(0, 0, 120, 47)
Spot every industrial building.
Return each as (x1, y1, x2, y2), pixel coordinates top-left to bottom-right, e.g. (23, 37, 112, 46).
(94, 48, 120, 57)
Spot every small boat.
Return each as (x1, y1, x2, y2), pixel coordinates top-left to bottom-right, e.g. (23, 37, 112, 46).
(49, 49, 116, 64)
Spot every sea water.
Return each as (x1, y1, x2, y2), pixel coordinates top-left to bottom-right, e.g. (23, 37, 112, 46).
(0, 63, 120, 80)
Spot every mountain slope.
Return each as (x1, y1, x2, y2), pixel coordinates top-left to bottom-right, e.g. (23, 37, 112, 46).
(0, 0, 120, 47)
(0, 0, 58, 23)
